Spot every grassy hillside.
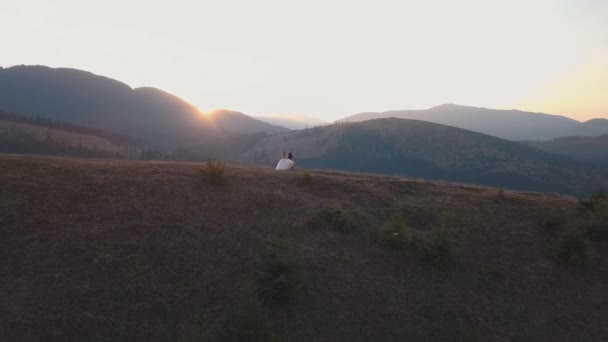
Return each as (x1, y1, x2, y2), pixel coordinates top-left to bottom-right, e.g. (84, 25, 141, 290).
(238, 119, 608, 195)
(1, 155, 607, 341)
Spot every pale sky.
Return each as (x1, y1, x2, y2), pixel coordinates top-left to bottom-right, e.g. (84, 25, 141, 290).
(1, 0, 607, 121)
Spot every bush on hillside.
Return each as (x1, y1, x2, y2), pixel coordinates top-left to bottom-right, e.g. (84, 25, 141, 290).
(178, 326, 215, 342)
(310, 207, 356, 233)
(234, 298, 274, 342)
(542, 214, 569, 232)
(579, 187, 607, 211)
(586, 220, 608, 242)
(461, 329, 486, 342)
(592, 187, 607, 201)
(300, 172, 312, 185)
(555, 232, 593, 265)
(424, 228, 455, 267)
(578, 197, 594, 210)
(255, 239, 301, 305)
(199, 159, 227, 184)
(380, 217, 414, 249)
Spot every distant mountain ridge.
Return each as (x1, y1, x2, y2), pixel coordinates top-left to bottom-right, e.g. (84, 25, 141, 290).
(340, 104, 608, 141)
(252, 114, 328, 130)
(0, 65, 289, 147)
(209, 109, 290, 135)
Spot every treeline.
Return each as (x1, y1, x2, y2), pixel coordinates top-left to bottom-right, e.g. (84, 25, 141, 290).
(0, 111, 278, 163)
(0, 111, 139, 146)
(0, 112, 229, 162)
(0, 130, 127, 159)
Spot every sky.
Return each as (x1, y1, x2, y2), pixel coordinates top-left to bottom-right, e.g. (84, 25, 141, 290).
(1, 0, 607, 121)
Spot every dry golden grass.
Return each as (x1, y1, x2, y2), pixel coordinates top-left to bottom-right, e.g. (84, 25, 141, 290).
(199, 159, 228, 185)
(1, 154, 607, 341)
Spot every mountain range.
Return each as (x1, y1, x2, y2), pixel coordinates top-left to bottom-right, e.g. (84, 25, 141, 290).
(2, 64, 608, 195)
(340, 104, 608, 141)
(0, 65, 288, 147)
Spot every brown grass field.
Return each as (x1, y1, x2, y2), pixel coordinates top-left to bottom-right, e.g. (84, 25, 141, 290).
(1, 154, 607, 341)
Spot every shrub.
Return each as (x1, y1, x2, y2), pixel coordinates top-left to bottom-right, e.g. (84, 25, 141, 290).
(300, 172, 312, 185)
(579, 188, 607, 211)
(311, 207, 356, 233)
(542, 215, 568, 232)
(234, 299, 274, 342)
(424, 228, 455, 267)
(380, 217, 414, 249)
(255, 239, 301, 305)
(578, 197, 594, 210)
(462, 329, 485, 342)
(178, 326, 214, 342)
(498, 188, 505, 198)
(586, 221, 608, 242)
(199, 159, 227, 184)
(555, 232, 593, 265)
(592, 187, 607, 201)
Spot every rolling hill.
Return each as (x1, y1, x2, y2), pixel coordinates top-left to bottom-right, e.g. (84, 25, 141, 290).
(1, 155, 607, 341)
(525, 135, 608, 166)
(340, 104, 608, 141)
(237, 118, 608, 195)
(0, 65, 289, 147)
(572, 119, 608, 137)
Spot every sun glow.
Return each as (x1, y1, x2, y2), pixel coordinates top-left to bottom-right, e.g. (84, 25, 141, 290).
(197, 107, 218, 118)
(194, 107, 207, 116)
(202, 109, 224, 118)
(517, 49, 608, 121)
